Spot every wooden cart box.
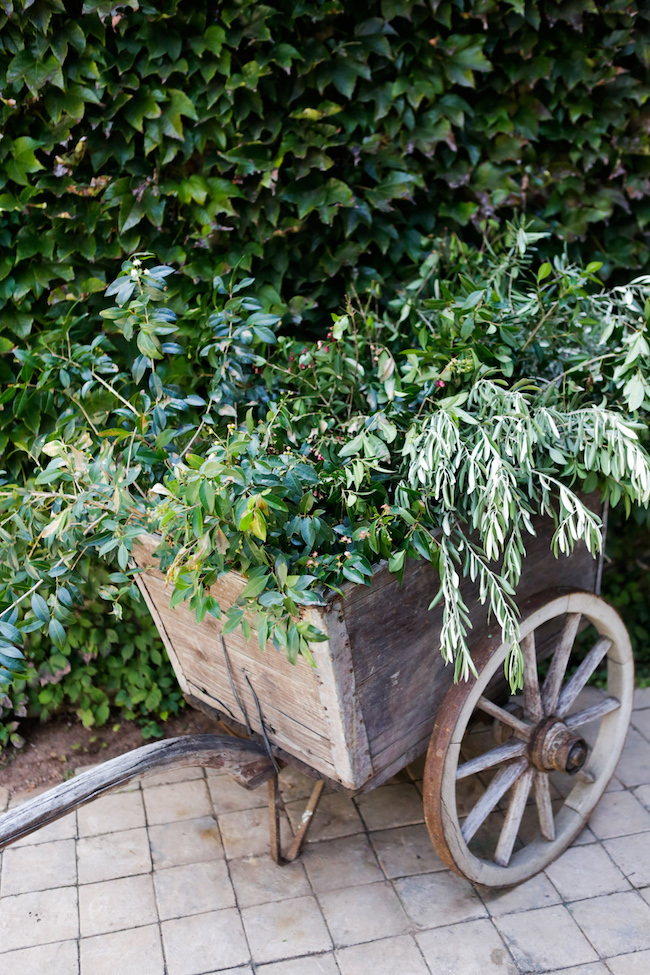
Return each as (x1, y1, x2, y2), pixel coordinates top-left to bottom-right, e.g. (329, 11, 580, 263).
(132, 510, 602, 793)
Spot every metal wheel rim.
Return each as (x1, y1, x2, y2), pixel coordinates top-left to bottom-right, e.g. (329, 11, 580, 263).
(423, 590, 634, 888)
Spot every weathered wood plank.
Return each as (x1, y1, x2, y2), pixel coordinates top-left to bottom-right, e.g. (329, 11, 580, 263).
(309, 604, 374, 789)
(0, 736, 274, 851)
(132, 535, 339, 782)
(342, 508, 602, 784)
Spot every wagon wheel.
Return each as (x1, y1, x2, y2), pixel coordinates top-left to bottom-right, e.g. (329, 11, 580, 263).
(424, 590, 634, 888)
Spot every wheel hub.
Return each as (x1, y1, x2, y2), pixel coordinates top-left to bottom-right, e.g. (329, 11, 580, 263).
(528, 716, 589, 775)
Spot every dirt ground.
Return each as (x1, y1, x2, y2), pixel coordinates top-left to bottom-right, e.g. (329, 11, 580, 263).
(0, 708, 222, 799)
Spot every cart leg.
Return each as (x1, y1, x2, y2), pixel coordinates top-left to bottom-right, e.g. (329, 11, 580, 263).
(267, 776, 325, 864)
(284, 779, 325, 862)
(268, 775, 283, 865)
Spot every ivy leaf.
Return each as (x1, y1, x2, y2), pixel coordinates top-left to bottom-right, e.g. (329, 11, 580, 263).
(124, 92, 162, 132)
(5, 137, 44, 185)
(163, 89, 199, 140)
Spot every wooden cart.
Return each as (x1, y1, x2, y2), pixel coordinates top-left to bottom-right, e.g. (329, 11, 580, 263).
(0, 505, 634, 888)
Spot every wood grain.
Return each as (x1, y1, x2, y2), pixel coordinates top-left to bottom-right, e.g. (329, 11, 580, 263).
(132, 535, 339, 782)
(133, 501, 603, 793)
(0, 735, 274, 851)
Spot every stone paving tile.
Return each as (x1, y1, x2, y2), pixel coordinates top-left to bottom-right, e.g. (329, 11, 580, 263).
(0, 940, 79, 975)
(634, 686, 650, 709)
(77, 790, 145, 837)
(607, 949, 650, 974)
(154, 859, 235, 919)
(229, 854, 312, 908)
(285, 793, 364, 843)
(369, 823, 446, 879)
(7, 785, 49, 807)
(605, 832, 650, 888)
(545, 843, 630, 901)
(148, 814, 224, 868)
(80, 923, 164, 975)
(162, 909, 250, 975)
(482, 871, 562, 916)
(207, 772, 269, 813)
(0, 886, 79, 952)
(241, 895, 332, 963)
(615, 729, 650, 788)
(634, 783, 650, 810)
(417, 917, 518, 974)
(337, 933, 428, 975)
(546, 966, 610, 975)
(569, 890, 650, 956)
(1, 837, 77, 895)
(571, 825, 599, 846)
(588, 790, 650, 839)
(277, 766, 325, 803)
(258, 955, 339, 974)
(495, 904, 599, 972)
(142, 778, 213, 825)
(5, 721, 650, 975)
(395, 869, 488, 929)
(318, 881, 410, 948)
(301, 833, 383, 892)
(142, 766, 204, 788)
(631, 708, 650, 740)
(77, 826, 151, 884)
(79, 874, 158, 937)
(11, 811, 77, 847)
(218, 805, 292, 859)
(354, 783, 425, 831)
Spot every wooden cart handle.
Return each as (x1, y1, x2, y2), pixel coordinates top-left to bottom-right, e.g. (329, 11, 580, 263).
(0, 734, 275, 851)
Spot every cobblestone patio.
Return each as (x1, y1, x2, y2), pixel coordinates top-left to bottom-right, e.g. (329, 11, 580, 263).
(1, 687, 650, 975)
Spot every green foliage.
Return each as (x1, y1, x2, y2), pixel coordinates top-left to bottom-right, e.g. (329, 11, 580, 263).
(1, 0, 649, 346)
(0, 564, 180, 754)
(2, 227, 650, 694)
(601, 506, 650, 687)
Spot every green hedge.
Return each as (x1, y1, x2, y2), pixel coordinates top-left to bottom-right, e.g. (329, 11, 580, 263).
(1, 0, 649, 346)
(0, 563, 180, 752)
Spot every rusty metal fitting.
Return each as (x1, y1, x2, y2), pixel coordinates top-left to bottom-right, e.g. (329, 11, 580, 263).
(528, 717, 589, 775)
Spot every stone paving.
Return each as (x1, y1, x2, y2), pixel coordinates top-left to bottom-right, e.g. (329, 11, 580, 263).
(1, 687, 650, 974)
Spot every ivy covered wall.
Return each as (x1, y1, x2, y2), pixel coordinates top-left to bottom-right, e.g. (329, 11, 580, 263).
(1, 0, 649, 345)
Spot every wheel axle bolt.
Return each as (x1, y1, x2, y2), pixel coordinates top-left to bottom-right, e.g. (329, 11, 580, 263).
(566, 741, 588, 774)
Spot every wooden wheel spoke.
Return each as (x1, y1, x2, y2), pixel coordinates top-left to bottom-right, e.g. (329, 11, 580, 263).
(494, 767, 535, 867)
(476, 697, 532, 739)
(565, 696, 620, 730)
(557, 636, 612, 717)
(456, 738, 527, 781)
(461, 758, 528, 844)
(541, 613, 581, 716)
(521, 632, 544, 723)
(533, 772, 555, 841)
(425, 589, 633, 888)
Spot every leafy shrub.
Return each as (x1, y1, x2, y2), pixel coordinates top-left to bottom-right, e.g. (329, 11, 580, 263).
(2, 227, 650, 698)
(0, 563, 180, 754)
(1, 0, 649, 349)
(601, 506, 650, 687)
